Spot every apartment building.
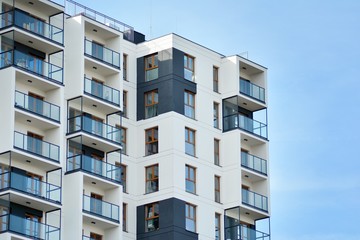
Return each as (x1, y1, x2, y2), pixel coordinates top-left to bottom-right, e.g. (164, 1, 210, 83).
(0, 0, 270, 240)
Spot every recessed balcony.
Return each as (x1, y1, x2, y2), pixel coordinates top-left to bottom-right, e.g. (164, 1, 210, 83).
(241, 151, 267, 176)
(224, 223, 270, 240)
(13, 131, 60, 163)
(84, 38, 120, 69)
(242, 188, 268, 212)
(223, 113, 267, 139)
(0, 9, 64, 45)
(82, 194, 120, 223)
(0, 214, 60, 240)
(240, 78, 265, 103)
(0, 49, 63, 84)
(15, 90, 60, 123)
(84, 77, 120, 107)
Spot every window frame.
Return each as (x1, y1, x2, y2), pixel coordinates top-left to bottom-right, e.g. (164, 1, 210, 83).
(185, 203, 196, 232)
(185, 165, 196, 194)
(123, 90, 127, 118)
(145, 164, 159, 193)
(145, 127, 158, 156)
(184, 54, 195, 81)
(213, 66, 219, 92)
(215, 213, 221, 240)
(144, 89, 159, 119)
(215, 175, 221, 203)
(145, 202, 159, 232)
(214, 139, 220, 166)
(145, 53, 159, 82)
(185, 127, 196, 156)
(123, 54, 128, 81)
(123, 203, 127, 231)
(184, 91, 195, 119)
(116, 162, 127, 193)
(213, 102, 219, 128)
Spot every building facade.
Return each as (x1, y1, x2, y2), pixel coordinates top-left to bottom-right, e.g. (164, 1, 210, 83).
(0, 0, 270, 240)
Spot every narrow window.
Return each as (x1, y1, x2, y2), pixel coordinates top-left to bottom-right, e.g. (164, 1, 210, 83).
(123, 54, 128, 81)
(185, 127, 196, 156)
(120, 127, 127, 155)
(145, 53, 158, 81)
(185, 165, 196, 194)
(214, 139, 220, 166)
(184, 54, 195, 81)
(215, 213, 221, 240)
(123, 203, 127, 231)
(213, 102, 219, 128)
(185, 203, 196, 232)
(184, 91, 195, 119)
(116, 162, 126, 193)
(145, 127, 158, 156)
(215, 175, 221, 203)
(213, 66, 219, 92)
(145, 90, 158, 119)
(123, 91, 127, 118)
(145, 203, 159, 232)
(145, 164, 159, 193)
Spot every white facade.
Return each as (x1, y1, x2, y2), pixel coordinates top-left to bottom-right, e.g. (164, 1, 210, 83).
(0, 1, 270, 240)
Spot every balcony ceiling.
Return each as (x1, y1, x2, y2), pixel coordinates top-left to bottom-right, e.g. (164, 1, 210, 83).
(14, 30, 63, 54)
(85, 20, 120, 40)
(15, 0, 63, 16)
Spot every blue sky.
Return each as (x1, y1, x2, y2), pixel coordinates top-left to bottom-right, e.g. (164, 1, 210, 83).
(73, 1, 360, 239)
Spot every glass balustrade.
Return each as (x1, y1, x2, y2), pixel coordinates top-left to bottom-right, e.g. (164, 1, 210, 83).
(84, 38, 120, 68)
(223, 114, 267, 139)
(242, 188, 268, 212)
(225, 224, 270, 240)
(240, 78, 265, 103)
(83, 194, 119, 222)
(84, 77, 120, 106)
(241, 152, 267, 175)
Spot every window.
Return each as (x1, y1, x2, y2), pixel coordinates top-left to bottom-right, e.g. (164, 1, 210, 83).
(145, 164, 159, 193)
(120, 127, 127, 155)
(184, 54, 195, 81)
(215, 213, 221, 240)
(184, 91, 195, 119)
(145, 127, 158, 155)
(116, 162, 126, 193)
(145, 54, 158, 81)
(145, 90, 158, 118)
(213, 66, 219, 92)
(123, 54, 128, 81)
(185, 165, 196, 194)
(185, 203, 196, 232)
(213, 102, 219, 128)
(145, 202, 159, 232)
(214, 139, 220, 166)
(123, 91, 127, 118)
(123, 203, 127, 231)
(185, 127, 196, 156)
(90, 232, 102, 240)
(215, 175, 221, 203)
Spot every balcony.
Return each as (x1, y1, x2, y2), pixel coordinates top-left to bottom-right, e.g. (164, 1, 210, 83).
(67, 115, 121, 145)
(223, 114, 267, 139)
(84, 38, 120, 69)
(15, 90, 60, 122)
(0, 214, 60, 240)
(83, 194, 119, 222)
(84, 77, 120, 106)
(13, 131, 60, 162)
(0, 9, 64, 45)
(0, 49, 63, 84)
(0, 171, 61, 204)
(66, 154, 121, 184)
(240, 78, 265, 103)
(241, 152, 267, 176)
(242, 188, 268, 212)
(224, 224, 270, 240)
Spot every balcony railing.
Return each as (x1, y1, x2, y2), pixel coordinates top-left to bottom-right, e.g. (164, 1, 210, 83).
(84, 77, 120, 106)
(13, 131, 60, 162)
(0, 171, 61, 203)
(84, 38, 120, 69)
(0, 9, 64, 44)
(240, 78, 265, 103)
(15, 90, 60, 122)
(242, 188, 268, 212)
(67, 115, 121, 144)
(83, 194, 119, 222)
(0, 214, 60, 240)
(241, 151, 267, 176)
(223, 114, 267, 139)
(66, 154, 121, 183)
(225, 224, 270, 240)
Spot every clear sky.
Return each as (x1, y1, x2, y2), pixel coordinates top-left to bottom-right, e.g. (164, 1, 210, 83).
(73, 1, 360, 239)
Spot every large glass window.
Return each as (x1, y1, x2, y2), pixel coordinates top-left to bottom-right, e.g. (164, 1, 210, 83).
(145, 90, 158, 119)
(185, 203, 196, 232)
(213, 102, 219, 128)
(184, 54, 195, 81)
(185, 165, 196, 194)
(215, 175, 221, 203)
(213, 66, 219, 92)
(145, 203, 159, 232)
(145, 127, 158, 156)
(214, 139, 220, 166)
(145, 54, 158, 81)
(184, 91, 195, 119)
(185, 127, 196, 156)
(145, 164, 159, 193)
